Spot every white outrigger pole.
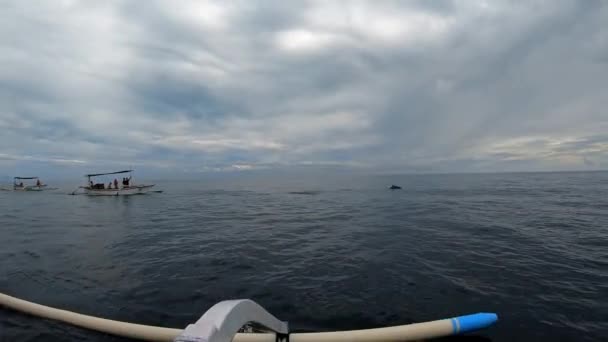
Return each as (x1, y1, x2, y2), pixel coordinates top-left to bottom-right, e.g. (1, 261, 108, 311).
(0, 292, 497, 342)
(78, 169, 155, 196)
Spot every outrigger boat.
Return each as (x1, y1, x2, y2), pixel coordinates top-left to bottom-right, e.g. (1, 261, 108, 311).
(78, 170, 155, 196)
(12, 176, 52, 191)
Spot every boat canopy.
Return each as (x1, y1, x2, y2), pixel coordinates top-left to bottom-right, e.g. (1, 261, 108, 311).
(85, 170, 133, 177)
(14, 177, 38, 180)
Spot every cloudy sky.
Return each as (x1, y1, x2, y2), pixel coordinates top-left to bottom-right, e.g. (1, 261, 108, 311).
(1, 0, 607, 178)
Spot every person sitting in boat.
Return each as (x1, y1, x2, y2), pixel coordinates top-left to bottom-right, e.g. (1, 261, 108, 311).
(36, 179, 41, 187)
(108, 182, 113, 189)
(123, 177, 131, 187)
(114, 179, 119, 189)
(89, 180, 94, 188)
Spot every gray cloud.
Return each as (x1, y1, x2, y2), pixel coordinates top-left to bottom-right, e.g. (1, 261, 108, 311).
(1, 0, 607, 176)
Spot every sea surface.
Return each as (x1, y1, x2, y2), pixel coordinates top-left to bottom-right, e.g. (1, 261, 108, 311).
(1, 172, 607, 341)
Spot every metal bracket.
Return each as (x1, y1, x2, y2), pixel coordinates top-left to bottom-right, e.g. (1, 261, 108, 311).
(174, 299, 289, 342)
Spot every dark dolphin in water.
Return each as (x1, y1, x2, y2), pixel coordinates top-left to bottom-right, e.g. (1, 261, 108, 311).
(389, 185, 402, 190)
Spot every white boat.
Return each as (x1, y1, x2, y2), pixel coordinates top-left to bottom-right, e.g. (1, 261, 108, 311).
(79, 169, 155, 196)
(13, 176, 53, 191)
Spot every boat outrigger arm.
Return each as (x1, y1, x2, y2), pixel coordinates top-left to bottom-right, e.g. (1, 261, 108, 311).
(0, 292, 497, 342)
(175, 299, 289, 342)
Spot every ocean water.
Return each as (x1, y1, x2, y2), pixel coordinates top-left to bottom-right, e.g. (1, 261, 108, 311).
(0, 172, 607, 341)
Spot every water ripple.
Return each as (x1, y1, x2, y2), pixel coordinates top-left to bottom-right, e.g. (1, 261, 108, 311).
(1, 172, 607, 341)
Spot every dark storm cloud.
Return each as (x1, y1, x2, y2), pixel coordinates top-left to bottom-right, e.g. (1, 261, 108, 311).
(0, 0, 607, 174)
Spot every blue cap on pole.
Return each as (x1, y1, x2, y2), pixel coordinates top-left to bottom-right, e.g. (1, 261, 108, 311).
(450, 313, 498, 334)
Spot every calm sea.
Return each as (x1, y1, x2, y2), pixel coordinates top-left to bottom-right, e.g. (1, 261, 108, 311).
(1, 172, 607, 341)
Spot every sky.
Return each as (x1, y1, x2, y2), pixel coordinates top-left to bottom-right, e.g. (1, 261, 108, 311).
(1, 0, 607, 179)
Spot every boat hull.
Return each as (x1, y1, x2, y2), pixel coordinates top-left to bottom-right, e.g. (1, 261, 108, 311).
(83, 185, 155, 196)
(14, 185, 48, 191)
